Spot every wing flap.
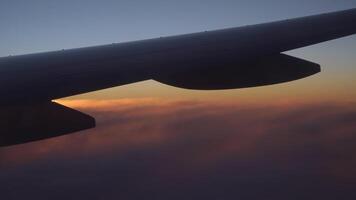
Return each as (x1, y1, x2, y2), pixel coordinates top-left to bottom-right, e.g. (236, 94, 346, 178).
(0, 102, 95, 147)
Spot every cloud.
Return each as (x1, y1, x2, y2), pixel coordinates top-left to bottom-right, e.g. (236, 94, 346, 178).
(1, 99, 356, 200)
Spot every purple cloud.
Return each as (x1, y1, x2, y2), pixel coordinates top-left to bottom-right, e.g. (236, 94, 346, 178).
(1, 99, 356, 199)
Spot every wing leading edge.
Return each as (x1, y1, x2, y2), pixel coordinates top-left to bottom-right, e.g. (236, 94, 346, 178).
(0, 8, 355, 146)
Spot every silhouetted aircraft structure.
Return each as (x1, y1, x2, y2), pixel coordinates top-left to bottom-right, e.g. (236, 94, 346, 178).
(1, 8, 356, 147)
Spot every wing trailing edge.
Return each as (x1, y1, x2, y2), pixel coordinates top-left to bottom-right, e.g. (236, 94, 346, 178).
(0, 102, 95, 147)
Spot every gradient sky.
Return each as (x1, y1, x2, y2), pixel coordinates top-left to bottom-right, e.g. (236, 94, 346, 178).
(1, 1, 356, 199)
(1, 0, 356, 102)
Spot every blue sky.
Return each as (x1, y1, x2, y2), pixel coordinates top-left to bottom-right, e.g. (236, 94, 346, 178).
(1, 0, 356, 56)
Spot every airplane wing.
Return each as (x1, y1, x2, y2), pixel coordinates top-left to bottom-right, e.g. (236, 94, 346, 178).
(1, 8, 355, 146)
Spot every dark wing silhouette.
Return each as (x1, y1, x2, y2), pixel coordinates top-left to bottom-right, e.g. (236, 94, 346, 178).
(0, 8, 355, 146)
(0, 102, 95, 147)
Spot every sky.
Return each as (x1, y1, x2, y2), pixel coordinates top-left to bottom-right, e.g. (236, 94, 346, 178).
(0, 0, 356, 102)
(1, 0, 356, 199)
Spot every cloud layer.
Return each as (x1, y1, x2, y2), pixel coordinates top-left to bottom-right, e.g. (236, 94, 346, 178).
(1, 99, 356, 200)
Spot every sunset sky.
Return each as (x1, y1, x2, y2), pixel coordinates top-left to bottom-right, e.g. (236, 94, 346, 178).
(1, 0, 356, 102)
(1, 1, 356, 199)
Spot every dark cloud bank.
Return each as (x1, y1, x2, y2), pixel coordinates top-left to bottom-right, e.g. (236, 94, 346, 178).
(1, 100, 356, 200)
